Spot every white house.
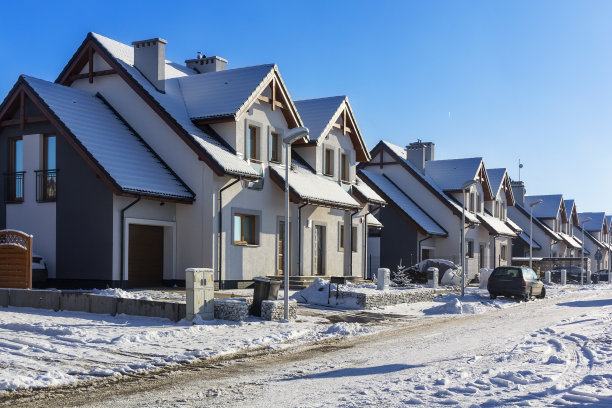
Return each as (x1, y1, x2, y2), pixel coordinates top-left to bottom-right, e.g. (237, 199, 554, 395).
(359, 140, 518, 278)
(0, 33, 382, 288)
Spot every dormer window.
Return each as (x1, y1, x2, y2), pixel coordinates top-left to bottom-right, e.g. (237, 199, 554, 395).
(341, 153, 349, 182)
(270, 131, 280, 163)
(324, 148, 334, 176)
(247, 125, 259, 161)
(469, 192, 475, 212)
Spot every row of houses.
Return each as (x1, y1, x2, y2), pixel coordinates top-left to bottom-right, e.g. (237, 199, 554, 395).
(0, 33, 605, 289)
(361, 140, 612, 277)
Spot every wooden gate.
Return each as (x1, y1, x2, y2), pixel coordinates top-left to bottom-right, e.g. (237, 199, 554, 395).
(0, 230, 33, 289)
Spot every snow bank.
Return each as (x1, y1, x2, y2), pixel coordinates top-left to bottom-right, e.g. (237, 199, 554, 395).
(90, 288, 152, 301)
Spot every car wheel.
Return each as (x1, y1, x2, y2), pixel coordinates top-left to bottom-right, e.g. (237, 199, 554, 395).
(524, 289, 531, 302)
(490, 292, 497, 299)
(537, 286, 546, 299)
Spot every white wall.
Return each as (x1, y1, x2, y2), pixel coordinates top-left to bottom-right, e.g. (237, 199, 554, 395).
(5, 133, 56, 277)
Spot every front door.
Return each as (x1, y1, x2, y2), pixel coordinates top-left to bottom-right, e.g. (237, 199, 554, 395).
(128, 224, 164, 288)
(314, 225, 326, 275)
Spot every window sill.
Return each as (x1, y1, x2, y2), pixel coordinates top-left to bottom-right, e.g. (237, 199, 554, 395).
(233, 242, 260, 248)
(5, 200, 24, 204)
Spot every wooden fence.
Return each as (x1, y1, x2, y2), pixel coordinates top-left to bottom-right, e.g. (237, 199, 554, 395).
(0, 230, 32, 289)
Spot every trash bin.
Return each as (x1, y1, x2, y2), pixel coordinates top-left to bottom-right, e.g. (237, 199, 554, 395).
(252, 277, 271, 316)
(592, 273, 599, 284)
(427, 267, 439, 289)
(267, 280, 281, 300)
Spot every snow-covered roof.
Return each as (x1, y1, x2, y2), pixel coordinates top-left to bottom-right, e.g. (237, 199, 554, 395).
(477, 212, 517, 237)
(487, 168, 514, 205)
(425, 157, 484, 191)
(179, 64, 275, 120)
(352, 176, 386, 205)
(358, 170, 447, 236)
(606, 215, 612, 231)
(23, 76, 194, 200)
(558, 232, 581, 249)
(89, 33, 259, 179)
(516, 231, 542, 250)
(505, 217, 522, 234)
(524, 195, 564, 220)
(366, 213, 383, 228)
(576, 226, 606, 250)
(269, 161, 360, 210)
(378, 141, 479, 224)
(578, 212, 606, 233)
(294, 96, 346, 142)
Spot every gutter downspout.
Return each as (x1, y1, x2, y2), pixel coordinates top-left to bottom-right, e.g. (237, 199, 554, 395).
(362, 205, 382, 279)
(218, 178, 241, 290)
(120, 196, 141, 288)
(418, 235, 432, 264)
(348, 208, 360, 276)
(297, 203, 308, 276)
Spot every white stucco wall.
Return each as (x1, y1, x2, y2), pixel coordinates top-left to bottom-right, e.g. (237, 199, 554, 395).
(5, 133, 57, 278)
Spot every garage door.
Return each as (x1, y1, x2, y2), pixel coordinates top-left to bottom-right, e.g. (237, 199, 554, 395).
(128, 224, 163, 288)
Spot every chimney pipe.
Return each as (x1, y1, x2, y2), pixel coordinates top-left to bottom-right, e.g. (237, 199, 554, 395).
(132, 38, 167, 93)
(185, 54, 228, 74)
(405, 140, 435, 171)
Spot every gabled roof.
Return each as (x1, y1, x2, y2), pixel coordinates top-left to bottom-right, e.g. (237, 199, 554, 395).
(352, 176, 386, 205)
(524, 195, 566, 221)
(56, 32, 260, 180)
(516, 231, 542, 250)
(607, 215, 612, 232)
(425, 157, 494, 200)
(179, 64, 303, 130)
(575, 225, 606, 250)
(578, 212, 607, 234)
(558, 232, 581, 249)
(564, 199, 578, 226)
(510, 203, 561, 241)
(361, 141, 479, 224)
(487, 168, 515, 206)
(359, 170, 447, 236)
(366, 213, 383, 228)
(0, 76, 194, 201)
(268, 159, 360, 211)
(294, 96, 370, 162)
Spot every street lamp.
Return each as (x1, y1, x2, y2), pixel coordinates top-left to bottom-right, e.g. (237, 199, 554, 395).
(461, 179, 477, 297)
(580, 217, 592, 285)
(282, 127, 309, 319)
(529, 199, 543, 269)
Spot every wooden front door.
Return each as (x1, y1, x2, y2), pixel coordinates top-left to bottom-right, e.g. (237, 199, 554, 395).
(128, 224, 164, 288)
(314, 225, 326, 275)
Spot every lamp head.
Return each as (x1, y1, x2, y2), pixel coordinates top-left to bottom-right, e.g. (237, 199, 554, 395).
(530, 199, 543, 208)
(461, 180, 477, 191)
(581, 217, 592, 226)
(283, 127, 309, 144)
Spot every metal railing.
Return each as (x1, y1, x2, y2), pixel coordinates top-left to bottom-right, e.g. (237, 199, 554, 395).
(36, 169, 57, 202)
(4, 172, 25, 203)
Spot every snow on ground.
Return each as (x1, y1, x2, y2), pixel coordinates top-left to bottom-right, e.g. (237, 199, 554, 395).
(0, 307, 371, 392)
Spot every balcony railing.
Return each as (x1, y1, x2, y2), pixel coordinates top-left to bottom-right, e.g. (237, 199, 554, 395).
(4, 172, 25, 203)
(36, 169, 57, 202)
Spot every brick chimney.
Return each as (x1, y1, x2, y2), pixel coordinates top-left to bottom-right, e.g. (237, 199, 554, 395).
(132, 38, 167, 92)
(185, 53, 227, 73)
(511, 180, 526, 206)
(405, 140, 435, 171)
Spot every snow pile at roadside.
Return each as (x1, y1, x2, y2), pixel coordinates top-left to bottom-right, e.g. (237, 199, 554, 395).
(425, 290, 516, 315)
(90, 288, 153, 301)
(0, 306, 374, 392)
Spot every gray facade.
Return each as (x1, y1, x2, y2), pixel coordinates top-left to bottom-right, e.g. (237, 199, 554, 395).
(377, 205, 419, 270)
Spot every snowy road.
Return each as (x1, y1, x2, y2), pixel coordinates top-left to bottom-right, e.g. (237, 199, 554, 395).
(73, 287, 611, 408)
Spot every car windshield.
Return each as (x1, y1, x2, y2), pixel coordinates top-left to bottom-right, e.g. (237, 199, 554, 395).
(492, 268, 521, 278)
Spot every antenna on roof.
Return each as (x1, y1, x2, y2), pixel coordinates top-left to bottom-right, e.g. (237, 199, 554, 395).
(519, 159, 523, 182)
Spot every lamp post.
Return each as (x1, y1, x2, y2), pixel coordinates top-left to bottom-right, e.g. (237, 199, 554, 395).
(580, 217, 591, 285)
(529, 199, 543, 269)
(282, 127, 309, 320)
(461, 180, 477, 297)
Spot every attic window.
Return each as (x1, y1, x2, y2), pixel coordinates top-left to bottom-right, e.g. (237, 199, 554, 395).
(270, 131, 281, 163)
(324, 148, 334, 176)
(341, 153, 349, 182)
(247, 125, 259, 161)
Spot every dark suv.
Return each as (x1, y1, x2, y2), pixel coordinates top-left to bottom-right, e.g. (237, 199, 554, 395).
(487, 266, 545, 301)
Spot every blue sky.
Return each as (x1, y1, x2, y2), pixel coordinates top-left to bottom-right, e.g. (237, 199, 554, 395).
(2, 1, 612, 212)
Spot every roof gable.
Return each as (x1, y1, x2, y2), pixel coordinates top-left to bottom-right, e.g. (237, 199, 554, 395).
(487, 168, 515, 206)
(56, 32, 259, 180)
(578, 212, 607, 234)
(0, 76, 194, 201)
(525, 195, 566, 221)
(425, 157, 493, 200)
(295, 96, 370, 162)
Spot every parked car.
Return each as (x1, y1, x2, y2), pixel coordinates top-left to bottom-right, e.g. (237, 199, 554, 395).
(594, 269, 610, 282)
(487, 266, 545, 301)
(32, 253, 48, 288)
(551, 265, 584, 283)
